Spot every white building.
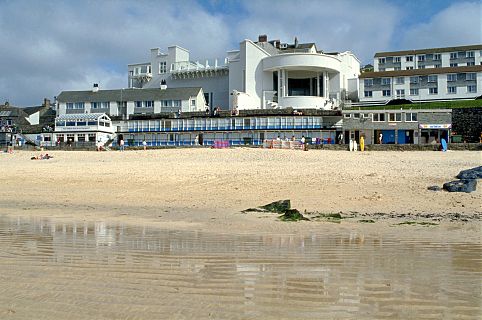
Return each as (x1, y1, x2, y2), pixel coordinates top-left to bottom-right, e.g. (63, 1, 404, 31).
(127, 35, 361, 111)
(54, 113, 114, 145)
(56, 86, 206, 118)
(359, 45, 482, 104)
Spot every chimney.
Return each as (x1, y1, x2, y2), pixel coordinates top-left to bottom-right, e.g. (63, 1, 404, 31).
(294, 37, 299, 48)
(43, 98, 50, 108)
(258, 34, 267, 43)
(93, 83, 99, 92)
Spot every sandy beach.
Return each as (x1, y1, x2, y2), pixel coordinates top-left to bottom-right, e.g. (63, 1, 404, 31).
(1, 148, 481, 319)
(0, 148, 480, 232)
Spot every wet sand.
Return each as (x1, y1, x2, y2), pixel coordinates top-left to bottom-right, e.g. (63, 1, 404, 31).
(0, 149, 481, 318)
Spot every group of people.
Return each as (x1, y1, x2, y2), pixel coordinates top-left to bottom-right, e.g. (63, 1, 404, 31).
(30, 153, 53, 160)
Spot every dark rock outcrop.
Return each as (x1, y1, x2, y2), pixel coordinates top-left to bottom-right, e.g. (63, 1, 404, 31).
(443, 179, 477, 193)
(456, 166, 482, 180)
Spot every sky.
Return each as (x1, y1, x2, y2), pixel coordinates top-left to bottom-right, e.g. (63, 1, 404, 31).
(0, 0, 481, 106)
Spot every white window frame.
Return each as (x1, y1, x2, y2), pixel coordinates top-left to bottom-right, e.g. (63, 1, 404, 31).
(395, 77, 404, 84)
(409, 88, 419, 96)
(429, 87, 438, 95)
(433, 53, 441, 60)
(450, 63, 458, 67)
(381, 78, 391, 85)
(406, 66, 414, 70)
(467, 85, 477, 93)
(466, 51, 475, 58)
(382, 90, 391, 97)
(447, 86, 457, 94)
(417, 55, 426, 62)
(396, 89, 405, 97)
(450, 52, 458, 59)
(466, 73, 476, 81)
(410, 76, 419, 84)
(343, 113, 351, 119)
(378, 57, 386, 64)
(406, 56, 413, 62)
(372, 113, 386, 122)
(364, 78, 373, 87)
(428, 75, 438, 83)
(159, 61, 167, 74)
(447, 74, 457, 82)
(388, 113, 402, 122)
(394, 57, 401, 63)
(364, 91, 373, 98)
(405, 113, 417, 122)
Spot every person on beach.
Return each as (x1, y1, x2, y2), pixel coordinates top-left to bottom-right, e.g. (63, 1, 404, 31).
(119, 139, 125, 151)
(142, 140, 147, 151)
(194, 135, 199, 146)
(338, 133, 343, 144)
(301, 136, 306, 144)
(379, 133, 383, 144)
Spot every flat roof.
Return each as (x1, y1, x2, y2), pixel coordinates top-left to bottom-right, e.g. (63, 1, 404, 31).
(374, 44, 482, 57)
(360, 65, 482, 78)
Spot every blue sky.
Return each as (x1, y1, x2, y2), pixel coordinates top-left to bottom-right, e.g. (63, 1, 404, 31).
(0, 0, 480, 106)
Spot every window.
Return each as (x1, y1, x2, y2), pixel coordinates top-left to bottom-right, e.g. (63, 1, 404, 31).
(364, 79, 373, 87)
(173, 100, 181, 107)
(382, 90, 391, 97)
(406, 56, 413, 62)
(145, 101, 154, 108)
(162, 100, 172, 107)
(191, 99, 196, 107)
(429, 87, 438, 95)
(88, 134, 96, 142)
(410, 76, 419, 84)
(364, 91, 373, 97)
(343, 113, 351, 118)
(373, 113, 386, 122)
(467, 61, 475, 66)
(394, 67, 401, 71)
(447, 86, 457, 94)
(381, 78, 391, 85)
(447, 74, 457, 82)
(410, 88, 419, 95)
(91, 102, 99, 109)
(434, 64, 441, 68)
(379, 67, 385, 71)
(74, 102, 84, 109)
(450, 63, 458, 67)
(466, 73, 476, 81)
(378, 57, 386, 64)
(135, 101, 143, 108)
(353, 113, 360, 119)
(389, 113, 402, 122)
(417, 55, 425, 62)
(396, 89, 405, 97)
(467, 85, 477, 93)
(450, 52, 457, 59)
(405, 113, 417, 122)
(433, 53, 441, 60)
(419, 65, 425, 69)
(76, 121, 86, 126)
(66, 103, 74, 109)
(77, 134, 85, 142)
(159, 61, 167, 74)
(466, 51, 475, 58)
(428, 75, 438, 83)
(394, 57, 401, 63)
(395, 77, 405, 84)
(406, 66, 414, 70)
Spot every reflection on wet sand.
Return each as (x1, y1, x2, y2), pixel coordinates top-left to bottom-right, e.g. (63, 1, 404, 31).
(0, 215, 480, 319)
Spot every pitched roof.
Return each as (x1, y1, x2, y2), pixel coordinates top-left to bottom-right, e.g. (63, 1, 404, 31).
(56, 113, 109, 121)
(374, 44, 482, 57)
(57, 87, 202, 103)
(359, 65, 482, 78)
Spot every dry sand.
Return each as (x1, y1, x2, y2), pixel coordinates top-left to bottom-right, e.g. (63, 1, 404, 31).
(0, 148, 480, 233)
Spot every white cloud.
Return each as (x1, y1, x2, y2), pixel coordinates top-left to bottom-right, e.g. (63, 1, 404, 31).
(0, 0, 232, 106)
(399, 1, 482, 49)
(233, 0, 402, 63)
(0, 0, 479, 106)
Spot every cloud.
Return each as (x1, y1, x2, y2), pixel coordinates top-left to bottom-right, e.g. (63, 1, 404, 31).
(0, 0, 479, 106)
(233, 0, 402, 63)
(399, 1, 482, 49)
(0, 0, 231, 106)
